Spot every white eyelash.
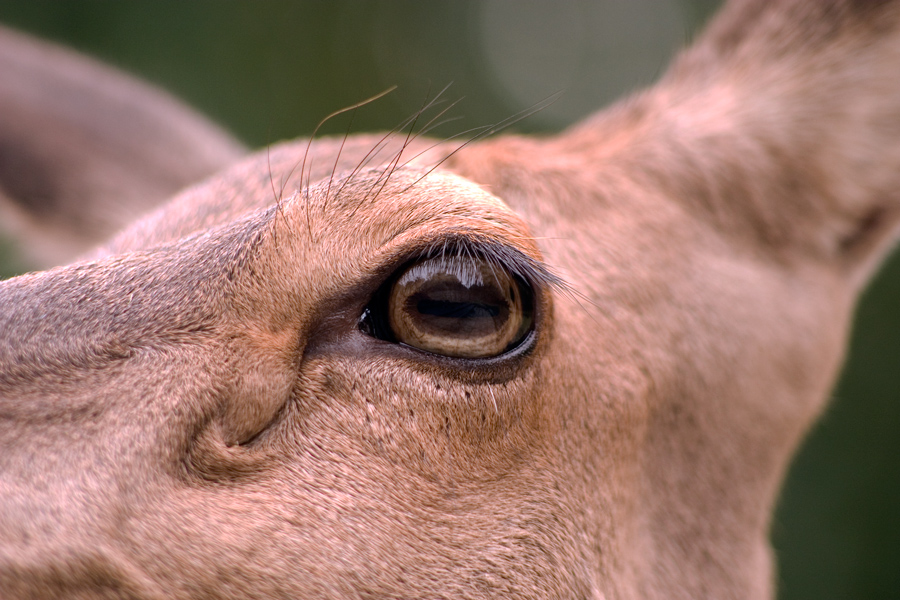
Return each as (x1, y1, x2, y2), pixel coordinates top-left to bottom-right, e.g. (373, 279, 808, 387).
(397, 256, 484, 289)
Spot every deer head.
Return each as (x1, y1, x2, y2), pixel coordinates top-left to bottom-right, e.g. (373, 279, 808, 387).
(2, 1, 900, 598)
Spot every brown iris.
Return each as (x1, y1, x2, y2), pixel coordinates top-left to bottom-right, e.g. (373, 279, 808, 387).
(386, 255, 533, 358)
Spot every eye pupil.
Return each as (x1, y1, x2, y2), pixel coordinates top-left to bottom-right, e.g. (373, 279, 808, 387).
(416, 299, 501, 319)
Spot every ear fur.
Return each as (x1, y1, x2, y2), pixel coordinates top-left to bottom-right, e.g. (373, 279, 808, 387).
(558, 0, 900, 288)
(0, 25, 246, 269)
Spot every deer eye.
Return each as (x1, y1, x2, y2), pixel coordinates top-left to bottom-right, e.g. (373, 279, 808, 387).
(361, 255, 535, 359)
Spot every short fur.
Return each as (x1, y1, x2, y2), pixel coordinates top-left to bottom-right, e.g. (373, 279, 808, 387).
(2, 1, 900, 598)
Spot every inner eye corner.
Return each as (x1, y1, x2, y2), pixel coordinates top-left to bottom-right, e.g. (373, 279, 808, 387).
(358, 250, 540, 361)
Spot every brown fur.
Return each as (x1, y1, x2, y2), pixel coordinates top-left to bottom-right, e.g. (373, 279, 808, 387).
(2, 1, 900, 598)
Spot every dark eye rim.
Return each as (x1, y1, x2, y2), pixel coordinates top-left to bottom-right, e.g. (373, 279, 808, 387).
(357, 241, 553, 363)
(359, 261, 537, 358)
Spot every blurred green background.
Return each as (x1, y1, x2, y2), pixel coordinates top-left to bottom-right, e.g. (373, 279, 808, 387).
(1, 2, 897, 597)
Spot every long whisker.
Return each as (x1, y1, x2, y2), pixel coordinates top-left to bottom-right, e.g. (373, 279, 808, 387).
(277, 87, 398, 239)
(345, 84, 457, 218)
(334, 96, 451, 205)
(323, 101, 362, 214)
(400, 91, 564, 193)
(266, 142, 280, 247)
(360, 83, 447, 208)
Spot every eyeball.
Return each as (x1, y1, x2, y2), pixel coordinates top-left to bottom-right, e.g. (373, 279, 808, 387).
(383, 255, 534, 358)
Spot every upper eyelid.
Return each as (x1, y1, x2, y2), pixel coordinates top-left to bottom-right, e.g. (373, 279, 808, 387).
(388, 233, 565, 294)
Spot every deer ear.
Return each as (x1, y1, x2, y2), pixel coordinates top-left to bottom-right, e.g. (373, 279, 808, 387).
(0, 25, 245, 269)
(550, 1, 900, 290)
